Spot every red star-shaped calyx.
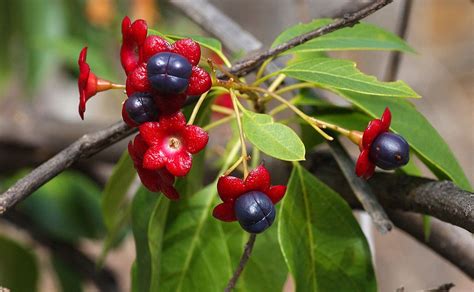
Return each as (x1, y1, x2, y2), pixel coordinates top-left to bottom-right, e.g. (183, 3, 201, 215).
(128, 134, 180, 200)
(213, 165, 287, 222)
(355, 107, 391, 179)
(138, 112, 209, 177)
(77, 47, 117, 120)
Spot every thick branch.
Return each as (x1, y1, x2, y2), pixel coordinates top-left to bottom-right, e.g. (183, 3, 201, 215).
(388, 211, 474, 279)
(308, 152, 474, 233)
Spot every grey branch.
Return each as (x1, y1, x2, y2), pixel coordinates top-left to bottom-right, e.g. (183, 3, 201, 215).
(308, 152, 474, 233)
(0, 122, 136, 214)
(328, 139, 393, 233)
(389, 211, 474, 279)
(170, 0, 262, 53)
(309, 152, 474, 278)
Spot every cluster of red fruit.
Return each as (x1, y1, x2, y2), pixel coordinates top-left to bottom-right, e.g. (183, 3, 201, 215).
(78, 17, 212, 199)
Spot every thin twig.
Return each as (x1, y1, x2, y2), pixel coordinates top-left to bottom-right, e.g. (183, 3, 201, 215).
(229, 0, 394, 77)
(385, 0, 413, 81)
(0, 122, 136, 214)
(224, 233, 257, 292)
(328, 139, 393, 233)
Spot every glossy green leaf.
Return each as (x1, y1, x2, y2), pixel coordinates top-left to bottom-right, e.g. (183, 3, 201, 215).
(100, 151, 136, 259)
(0, 236, 38, 292)
(241, 108, 305, 161)
(156, 184, 232, 291)
(336, 89, 472, 191)
(280, 58, 420, 98)
(223, 214, 287, 291)
(278, 164, 376, 291)
(131, 187, 160, 292)
(18, 171, 104, 242)
(102, 150, 136, 231)
(148, 194, 170, 292)
(272, 19, 415, 53)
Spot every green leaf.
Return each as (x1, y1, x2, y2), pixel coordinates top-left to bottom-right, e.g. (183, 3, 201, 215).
(280, 58, 420, 98)
(223, 213, 288, 291)
(52, 255, 83, 292)
(0, 236, 39, 292)
(336, 89, 472, 191)
(100, 151, 136, 258)
(156, 184, 232, 291)
(272, 19, 415, 53)
(148, 194, 170, 291)
(18, 171, 104, 242)
(278, 164, 376, 292)
(102, 150, 136, 231)
(131, 187, 160, 292)
(241, 108, 306, 161)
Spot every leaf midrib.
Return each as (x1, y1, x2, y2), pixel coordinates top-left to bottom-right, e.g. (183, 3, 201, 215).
(283, 59, 418, 97)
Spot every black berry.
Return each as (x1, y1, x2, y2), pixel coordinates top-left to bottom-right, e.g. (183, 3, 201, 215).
(147, 52, 192, 94)
(125, 92, 158, 124)
(234, 191, 275, 234)
(369, 132, 409, 170)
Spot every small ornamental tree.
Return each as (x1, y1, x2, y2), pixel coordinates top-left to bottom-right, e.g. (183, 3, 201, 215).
(0, 1, 472, 291)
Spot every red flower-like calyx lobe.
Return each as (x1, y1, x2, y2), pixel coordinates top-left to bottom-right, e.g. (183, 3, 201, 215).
(138, 112, 209, 177)
(77, 47, 117, 119)
(128, 134, 179, 200)
(213, 165, 287, 222)
(355, 107, 391, 179)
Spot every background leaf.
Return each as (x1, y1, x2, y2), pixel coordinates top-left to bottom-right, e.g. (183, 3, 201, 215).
(18, 171, 104, 242)
(101, 150, 136, 256)
(131, 187, 160, 292)
(278, 164, 376, 292)
(0, 235, 38, 292)
(280, 58, 419, 98)
(336, 89, 472, 191)
(272, 19, 415, 53)
(241, 108, 305, 161)
(52, 255, 83, 292)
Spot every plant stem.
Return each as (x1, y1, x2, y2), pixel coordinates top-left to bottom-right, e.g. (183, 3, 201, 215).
(255, 57, 274, 81)
(203, 114, 235, 131)
(249, 86, 333, 141)
(188, 92, 209, 125)
(224, 156, 244, 176)
(211, 105, 234, 115)
(273, 82, 314, 96)
(267, 74, 286, 92)
(224, 233, 257, 292)
(230, 89, 249, 178)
